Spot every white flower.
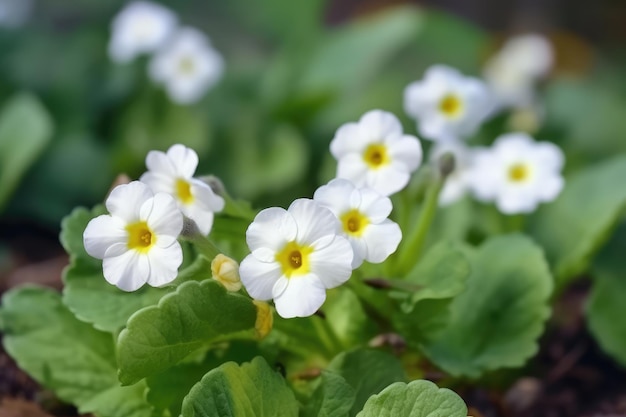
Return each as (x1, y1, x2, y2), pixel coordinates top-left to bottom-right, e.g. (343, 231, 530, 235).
(83, 181, 183, 291)
(483, 34, 553, 109)
(330, 110, 422, 197)
(313, 179, 401, 268)
(404, 65, 493, 142)
(468, 133, 564, 214)
(140, 144, 225, 236)
(429, 141, 474, 206)
(0, 0, 33, 29)
(108, 1, 177, 64)
(149, 27, 224, 104)
(239, 199, 353, 318)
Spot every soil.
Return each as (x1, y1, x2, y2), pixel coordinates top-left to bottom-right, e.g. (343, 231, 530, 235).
(1, 234, 626, 417)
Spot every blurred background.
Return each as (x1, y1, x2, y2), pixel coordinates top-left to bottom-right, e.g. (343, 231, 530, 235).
(0, 0, 623, 285)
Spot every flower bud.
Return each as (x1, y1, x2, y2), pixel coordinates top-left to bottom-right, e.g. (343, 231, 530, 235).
(253, 300, 273, 339)
(211, 254, 242, 292)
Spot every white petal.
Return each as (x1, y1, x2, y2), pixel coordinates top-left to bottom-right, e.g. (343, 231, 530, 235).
(182, 204, 214, 236)
(140, 172, 175, 195)
(388, 135, 422, 172)
(362, 220, 402, 264)
(358, 187, 392, 223)
(313, 179, 355, 216)
(496, 190, 537, 214)
(336, 154, 369, 187)
(536, 175, 564, 202)
(143, 193, 183, 237)
(83, 215, 127, 259)
(288, 199, 339, 245)
(330, 123, 369, 158)
(165, 144, 199, 178)
(191, 180, 225, 211)
(359, 110, 403, 141)
(274, 274, 327, 318)
(106, 181, 153, 223)
(102, 250, 150, 292)
(145, 150, 177, 176)
(347, 236, 367, 268)
(272, 276, 289, 299)
(239, 255, 281, 300)
(366, 164, 410, 196)
(308, 235, 353, 288)
(534, 142, 564, 171)
(146, 242, 183, 287)
(246, 207, 296, 252)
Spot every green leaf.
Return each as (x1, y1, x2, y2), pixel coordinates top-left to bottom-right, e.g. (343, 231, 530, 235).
(393, 241, 470, 312)
(328, 349, 406, 417)
(60, 206, 106, 262)
(0, 286, 153, 417)
(586, 223, 626, 367)
(324, 287, 378, 350)
(0, 93, 53, 210)
(302, 371, 356, 417)
(117, 279, 258, 385)
(180, 356, 299, 417)
(356, 379, 467, 417)
(420, 234, 553, 378)
(530, 155, 626, 285)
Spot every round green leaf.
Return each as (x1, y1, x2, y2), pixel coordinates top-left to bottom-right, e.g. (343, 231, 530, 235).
(356, 379, 467, 417)
(117, 280, 258, 385)
(181, 356, 299, 417)
(302, 371, 356, 417)
(421, 234, 553, 378)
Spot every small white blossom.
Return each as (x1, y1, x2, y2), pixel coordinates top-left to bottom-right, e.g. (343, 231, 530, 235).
(140, 144, 225, 236)
(430, 141, 474, 206)
(108, 1, 177, 64)
(314, 179, 401, 268)
(83, 181, 183, 291)
(330, 110, 422, 197)
(469, 133, 564, 214)
(149, 27, 224, 104)
(404, 65, 493, 142)
(483, 34, 553, 109)
(239, 199, 353, 318)
(0, 0, 33, 28)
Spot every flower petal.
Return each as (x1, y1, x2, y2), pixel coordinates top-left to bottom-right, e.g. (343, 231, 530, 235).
(146, 242, 183, 287)
(102, 250, 150, 291)
(166, 144, 199, 178)
(289, 199, 338, 245)
(313, 179, 355, 217)
(359, 110, 403, 141)
(308, 235, 353, 288)
(145, 150, 177, 177)
(246, 207, 296, 252)
(336, 154, 369, 188)
(388, 135, 422, 172)
(83, 215, 127, 259)
(358, 187, 392, 223)
(143, 193, 183, 237)
(239, 255, 281, 300)
(106, 181, 153, 223)
(366, 164, 410, 196)
(361, 220, 402, 264)
(274, 273, 327, 318)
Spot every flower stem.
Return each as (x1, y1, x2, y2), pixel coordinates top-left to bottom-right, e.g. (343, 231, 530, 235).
(395, 175, 445, 276)
(186, 233, 221, 260)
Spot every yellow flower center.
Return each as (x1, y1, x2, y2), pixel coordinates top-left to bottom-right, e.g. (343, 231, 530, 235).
(508, 163, 529, 182)
(275, 241, 313, 278)
(363, 144, 390, 169)
(178, 56, 196, 75)
(126, 221, 155, 252)
(176, 178, 194, 204)
(340, 209, 370, 236)
(439, 94, 463, 118)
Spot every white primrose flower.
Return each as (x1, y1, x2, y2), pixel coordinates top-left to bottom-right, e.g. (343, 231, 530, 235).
(429, 141, 474, 206)
(239, 199, 353, 319)
(404, 65, 493, 142)
(149, 27, 224, 104)
(330, 110, 422, 197)
(469, 133, 564, 214)
(313, 179, 401, 268)
(108, 1, 177, 64)
(83, 181, 183, 291)
(0, 0, 33, 29)
(140, 144, 225, 236)
(483, 34, 553, 109)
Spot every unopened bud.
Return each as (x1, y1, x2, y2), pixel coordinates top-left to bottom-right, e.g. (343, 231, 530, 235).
(211, 254, 242, 292)
(199, 175, 226, 197)
(253, 300, 273, 339)
(438, 152, 456, 178)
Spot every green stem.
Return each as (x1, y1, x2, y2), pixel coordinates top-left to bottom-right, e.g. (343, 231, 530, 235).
(395, 176, 444, 276)
(186, 233, 221, 260)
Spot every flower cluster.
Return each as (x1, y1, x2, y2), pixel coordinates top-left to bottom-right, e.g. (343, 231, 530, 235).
(403, 63, 565, 213)
(108, 1, 223, 104)
(84, 144, 224, 291)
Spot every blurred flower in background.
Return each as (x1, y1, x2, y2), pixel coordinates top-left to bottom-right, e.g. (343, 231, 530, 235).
(0, 0, 33, 29)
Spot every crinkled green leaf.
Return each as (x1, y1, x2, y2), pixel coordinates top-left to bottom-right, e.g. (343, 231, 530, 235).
(302, 371, 356, 417)
(0, 286, 152, 417)
(117, 279, 258, 385)
(0, 93, 53, 210)
(530, 155, 626, 285)
(392, 241, 470, 312)
(356, 379, 467, 417)
(328, 349, 406, 417)
(324, 287, 378, 350)
(180, 356, 299, 417)
(421, 234, 553, 378)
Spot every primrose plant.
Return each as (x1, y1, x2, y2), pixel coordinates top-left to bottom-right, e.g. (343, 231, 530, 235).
(1, 62, 573, 417)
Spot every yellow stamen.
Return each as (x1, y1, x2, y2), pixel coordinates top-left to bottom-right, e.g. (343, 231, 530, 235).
(363, 144, 390, 169)
(178, 56, 195, 75)
(126, 221, 155, 252)
(508, 163, 529, 182)
(176, 178, 194, 204)
(340, 209, 370, 237)
(275, 241, 313, 278)
(439, 94, 463, 118)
